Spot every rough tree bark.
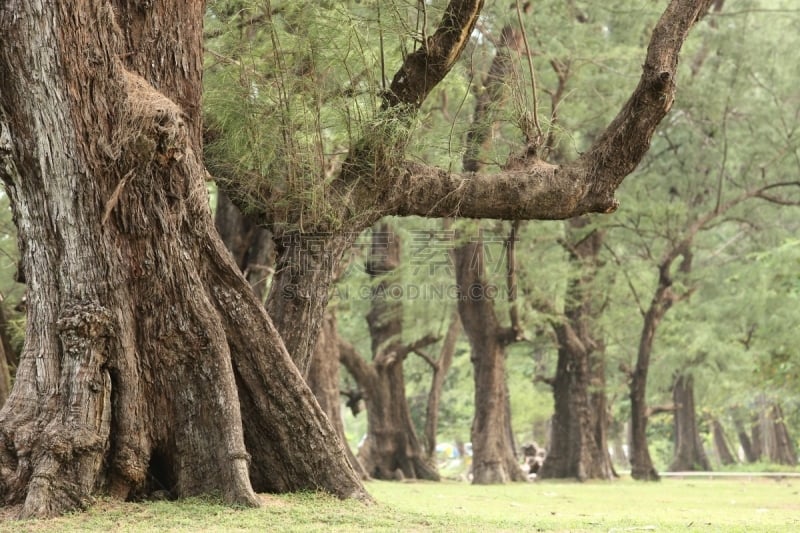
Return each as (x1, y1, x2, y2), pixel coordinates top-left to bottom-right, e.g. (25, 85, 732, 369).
(539, 218, 616, 480)
(307, 312, 368, 479)
(0, 1, 363, 518)
(668, 374, 711, 471)
(216, 0, 715, 380)
(0, 0, 717, 517)
(339, 224, 439, 480)
(454, 238, 526, 484)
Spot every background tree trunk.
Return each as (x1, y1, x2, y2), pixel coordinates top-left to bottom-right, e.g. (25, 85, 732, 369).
(735, 418, 759, 463)
(711, 418, 737, 466)
(0, 1, 364, 517)
(307, 312, 368, 479)
(752, 403, 798, 466)
(340, 224, 439, 481)
(455, 239, 525, 484)
(539, 218, 616, 480)
(668, 374, 711, 471)
(214, 190, 274, 302)
(424, 311, 462, 460)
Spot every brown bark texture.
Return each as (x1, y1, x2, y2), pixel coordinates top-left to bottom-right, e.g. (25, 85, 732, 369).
(424, 311, 462, 460)
(539, 218, 616, 480)
(307, 312, 369, 479)
(0, 1, 363, 518)
(339, 224, 439, 481)
(668, 374, 711, 471)
(454, 240, 526, 484)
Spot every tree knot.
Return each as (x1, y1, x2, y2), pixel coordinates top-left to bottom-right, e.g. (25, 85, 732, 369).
(57, 303, 115, 340)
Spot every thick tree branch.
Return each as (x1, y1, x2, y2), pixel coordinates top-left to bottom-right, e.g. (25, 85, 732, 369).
(647, 404, 677, 417)
(338, 337, 374, 387)
(580, 0, 716, 198)
(384, 0, 484, 109)
(379, 333, 440, 366)
(382, 0, 715, 221)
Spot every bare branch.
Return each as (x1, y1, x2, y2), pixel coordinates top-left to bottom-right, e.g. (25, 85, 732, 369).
(647, 404, 677, 417)
(338, 337, 374, 387)
(412, 349, 438, 369)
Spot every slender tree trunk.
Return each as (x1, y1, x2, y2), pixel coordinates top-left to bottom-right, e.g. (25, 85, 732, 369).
(0, 1, 364, 518)
(735, 418, 758, 463)
(539, 218, 615, 480)
(711, 418, 737, 466)
(668, 374, 711, 471)
(751, 414, 764, 462)
(454, 240, 525, 484)
(424, 312, 462, 459)
(629, 248, 691, 481)
(340, 224, 439, 481)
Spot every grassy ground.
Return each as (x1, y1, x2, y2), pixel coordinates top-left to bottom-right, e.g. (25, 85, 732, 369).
(2, 477, 799, 532)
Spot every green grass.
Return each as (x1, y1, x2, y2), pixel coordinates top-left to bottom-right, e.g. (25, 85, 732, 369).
(3, 478, 799, 532)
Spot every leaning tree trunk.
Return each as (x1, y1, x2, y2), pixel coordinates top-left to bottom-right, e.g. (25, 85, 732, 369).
(455, 239, 525, 484)
(539, 218, 616, 480)
(340, 224, 439, 481)
(668, 374, 711, 471)
(629, 247, 691, 481)
(711, 418, 737, 466)
(0, 1, 363, 518)
(307, 312, 368, 479)
(760, 404, 798, 466)
(735, 418, 759, 463)
(265, 233, 354, 375)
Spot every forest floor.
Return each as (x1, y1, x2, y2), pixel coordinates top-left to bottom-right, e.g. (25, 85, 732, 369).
(2, 477, 798, 532)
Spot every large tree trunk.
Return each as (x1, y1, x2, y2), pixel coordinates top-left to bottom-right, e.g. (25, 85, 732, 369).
(668, 374, 711, 471)
(339, 224, 439, 481)
(265, 233, 354, 375)
(539, 218, 615, 480)
(455, 239, 525, 484)
(0, 1, 363, 518)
